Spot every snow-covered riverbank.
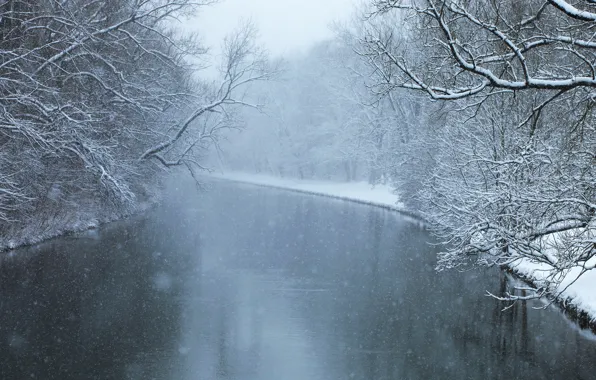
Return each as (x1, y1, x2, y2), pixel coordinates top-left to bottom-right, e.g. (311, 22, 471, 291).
(210, 171, 596, 329)
(511, 256, 596, 325)
(0, 195, 158, 253)
(209, 172, 408, 212)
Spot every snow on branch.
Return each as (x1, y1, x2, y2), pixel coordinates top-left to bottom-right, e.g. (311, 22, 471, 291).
(365, 0, 596, 100)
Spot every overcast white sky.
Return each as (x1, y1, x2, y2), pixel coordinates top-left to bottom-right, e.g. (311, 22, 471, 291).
(183, 0, 356, 60)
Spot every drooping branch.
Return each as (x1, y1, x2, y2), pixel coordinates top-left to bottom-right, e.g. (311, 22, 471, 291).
(141, 22, 273, 166)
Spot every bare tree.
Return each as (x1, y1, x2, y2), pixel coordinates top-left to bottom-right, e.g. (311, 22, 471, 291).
(0, 1, 275, 243)
(360, 0, 596, 302)
(0, 0, 210, 207)
(140, 22, 273, 172)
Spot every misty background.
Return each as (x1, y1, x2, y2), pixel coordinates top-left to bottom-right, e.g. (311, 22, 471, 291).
(1, 1, 596, 378)
(0, 0, 594, 316)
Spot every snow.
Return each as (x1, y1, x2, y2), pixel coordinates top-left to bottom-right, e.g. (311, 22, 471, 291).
(507, 223, 596, 322)
(0, 193, 159, 253)
(511, 257, 596, 322)
(209, 171, 405, 211)
(152, 272, 173, 292)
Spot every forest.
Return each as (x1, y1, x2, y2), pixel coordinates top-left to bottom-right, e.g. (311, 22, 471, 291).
(1, 0, 595, 303)
(0, 0, 270, 247)
(217, 0, 596, 302)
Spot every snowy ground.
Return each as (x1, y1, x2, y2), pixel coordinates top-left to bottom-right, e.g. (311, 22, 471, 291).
(511, 256, 596, 322)
(508, 224, 596, 322)
(210, 171, 596, 326)
(209, 172, 405, 211)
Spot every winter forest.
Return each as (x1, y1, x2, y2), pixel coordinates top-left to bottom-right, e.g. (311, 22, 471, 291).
(1, 0, 596, 377)
(218, 0, 596, 305)
(1, 0, 596, 343)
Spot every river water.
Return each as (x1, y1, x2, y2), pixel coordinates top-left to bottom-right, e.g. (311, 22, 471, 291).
(1, 180, 595, 379)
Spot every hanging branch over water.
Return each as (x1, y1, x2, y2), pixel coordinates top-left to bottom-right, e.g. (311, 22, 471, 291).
(366, 0, 596, 99)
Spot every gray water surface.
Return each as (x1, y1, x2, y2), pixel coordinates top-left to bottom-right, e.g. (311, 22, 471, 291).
(1, 181, 595, 379)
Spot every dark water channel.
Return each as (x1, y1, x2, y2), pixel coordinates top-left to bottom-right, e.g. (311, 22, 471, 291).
(1, 180, 595, 379)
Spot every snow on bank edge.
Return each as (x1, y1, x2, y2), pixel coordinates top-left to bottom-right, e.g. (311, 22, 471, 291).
(510, 258, 596, 323)
(0, 196, 159, 253)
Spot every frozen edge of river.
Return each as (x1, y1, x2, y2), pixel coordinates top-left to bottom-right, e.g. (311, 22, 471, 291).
(210, 171, 596, 332)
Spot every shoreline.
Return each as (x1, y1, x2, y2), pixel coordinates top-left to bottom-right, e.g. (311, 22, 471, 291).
(505, 266, 596, 334)
(209, 171, 596, 333)
(4, 171, 594, 334)
(207, 172, 426, 224)
(0, 199, 158, 254)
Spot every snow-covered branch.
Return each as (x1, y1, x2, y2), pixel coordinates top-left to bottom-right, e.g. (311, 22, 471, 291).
(365, 0, 596, 99)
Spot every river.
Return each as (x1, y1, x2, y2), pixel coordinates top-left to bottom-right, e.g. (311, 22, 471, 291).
(1, 180, 595, 379)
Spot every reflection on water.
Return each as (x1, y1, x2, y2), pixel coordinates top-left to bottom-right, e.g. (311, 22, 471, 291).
(0, 180, 595, 379)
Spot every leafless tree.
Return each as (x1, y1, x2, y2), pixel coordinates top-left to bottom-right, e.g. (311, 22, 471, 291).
(140, 22, 273, 171)
(0, 1, 272, 244)
(360, 0, 596, 301)
(368, 0, 596, 97)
